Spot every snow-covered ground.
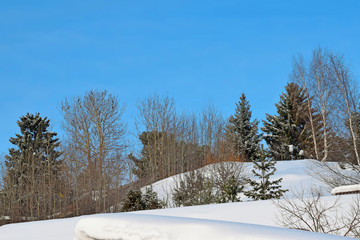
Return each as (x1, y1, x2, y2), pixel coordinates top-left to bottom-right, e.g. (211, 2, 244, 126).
(0, 160, 357, 240)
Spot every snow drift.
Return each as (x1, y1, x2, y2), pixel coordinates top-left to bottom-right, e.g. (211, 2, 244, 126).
(74, 213, 351, 240)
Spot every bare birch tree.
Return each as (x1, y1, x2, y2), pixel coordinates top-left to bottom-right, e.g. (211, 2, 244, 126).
(291, 47, 359, 163)
(291, 55, 321, 160)
(329, 53, 360, 166)
(307, 47, 340, 162)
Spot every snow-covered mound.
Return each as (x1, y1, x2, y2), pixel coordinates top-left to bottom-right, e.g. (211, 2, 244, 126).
(150, 159, 330, 203)
(74, 213, 349, 240)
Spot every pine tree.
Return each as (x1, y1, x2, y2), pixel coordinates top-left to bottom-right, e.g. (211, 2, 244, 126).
(226, 93, 261, 161)
(262, 83, 314, 160)
(245, 147, 287, 200)
(3, 113, 62, 221)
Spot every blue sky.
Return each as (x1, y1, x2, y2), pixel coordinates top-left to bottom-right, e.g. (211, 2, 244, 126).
(0, 0, 359, 155)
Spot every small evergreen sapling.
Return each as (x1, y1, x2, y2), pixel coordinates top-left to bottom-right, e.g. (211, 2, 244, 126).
(121, 186, 163, 212)
(172, 169, 245, 206)
(172, 170, 214, 207)
(218, 175, 244, 203)
(245, 147, 287, 200)
(121, 189, 144, 212)
(143, 186, 164, 210)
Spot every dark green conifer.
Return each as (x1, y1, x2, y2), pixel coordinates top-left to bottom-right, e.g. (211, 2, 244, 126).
(3, 113, 62, 220)
(262, 83, 313, 160)
(226, 93, 261, 161)
(245, 146, 287, 200)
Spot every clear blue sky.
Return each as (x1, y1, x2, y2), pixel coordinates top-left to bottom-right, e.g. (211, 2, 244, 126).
(0, 0, 359, 156)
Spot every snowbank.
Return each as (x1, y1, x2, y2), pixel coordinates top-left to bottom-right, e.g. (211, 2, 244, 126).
(74, 213, 351, 240)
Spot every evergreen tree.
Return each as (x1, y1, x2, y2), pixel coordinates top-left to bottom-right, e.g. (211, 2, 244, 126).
(226, 93, 261, 161)
(172, 169, 245, 206)
(121, 186, 163, 212)
(129, 131, 176, 181)
(245, 147, 287, 200)
(3, 113, 62, 221)
(217, 175, 244, 203)
(142, 186, 164, 209)
(262, 83, 314, 160)
(172, 170, 214, 207)
(121, 189, 144, 212)
(128, 153, 149, 180)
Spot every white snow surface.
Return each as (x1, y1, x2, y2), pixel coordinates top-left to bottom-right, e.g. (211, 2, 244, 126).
(0, 159, 357, 240)
(150, 159, 330, 204)
(74, 213, 348, 240)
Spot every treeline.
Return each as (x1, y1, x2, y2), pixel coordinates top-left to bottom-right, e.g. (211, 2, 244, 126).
(0, 47, 359, 224)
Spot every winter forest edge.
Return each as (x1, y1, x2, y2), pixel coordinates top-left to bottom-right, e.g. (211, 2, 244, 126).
(1, 47, 360, 238)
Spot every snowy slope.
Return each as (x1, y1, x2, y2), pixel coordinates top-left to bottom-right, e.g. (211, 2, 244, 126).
(150, 159, 330, 204)
(0, 160, 357, 240)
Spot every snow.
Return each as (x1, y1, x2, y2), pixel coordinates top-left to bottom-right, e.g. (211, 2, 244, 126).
(150, 159, 330, 204)
(0, 160, 357, 240)
(74, 213, 348, 240)
(288, 144, 294, 153)
(331, 184, 360, 195)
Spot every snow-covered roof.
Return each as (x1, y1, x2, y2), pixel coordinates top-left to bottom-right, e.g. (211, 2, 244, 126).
(331, 184, 360, 195)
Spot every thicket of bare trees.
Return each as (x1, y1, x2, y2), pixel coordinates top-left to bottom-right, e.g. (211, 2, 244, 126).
(130, 93, 229, 182)
(275, 189, 360, 238)
(60, 90, 128, 215)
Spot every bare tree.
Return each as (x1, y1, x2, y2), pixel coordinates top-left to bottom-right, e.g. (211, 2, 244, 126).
(307, 47, 340, 162)
(60, 90, 127, 214)
(135, 93, 177, 181)
(291, 47, 360, 164)
(306, 160, 360, 189)
(199, 103, 226, 164)
(291, 55, 321, 160)
(329, 53, 360, 166)
(275, 188, 360, 238)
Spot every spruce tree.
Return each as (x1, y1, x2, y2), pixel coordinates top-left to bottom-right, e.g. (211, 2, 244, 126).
(226, 93, 261, 161)
(262, 83, 313, 160)
(3, 113, 62, 221)
(245, 147, 287, 200)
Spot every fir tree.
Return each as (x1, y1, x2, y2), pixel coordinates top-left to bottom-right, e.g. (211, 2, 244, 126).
(245, 147, 287, 200)
(3, 113, 62, 221)
(262, 83, 314, 160)
(226, 93, 261, 161)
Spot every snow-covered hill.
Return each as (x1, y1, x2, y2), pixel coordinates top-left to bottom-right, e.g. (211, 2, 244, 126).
(0, 160, 357, 240)
(150, 159, 330, 204)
